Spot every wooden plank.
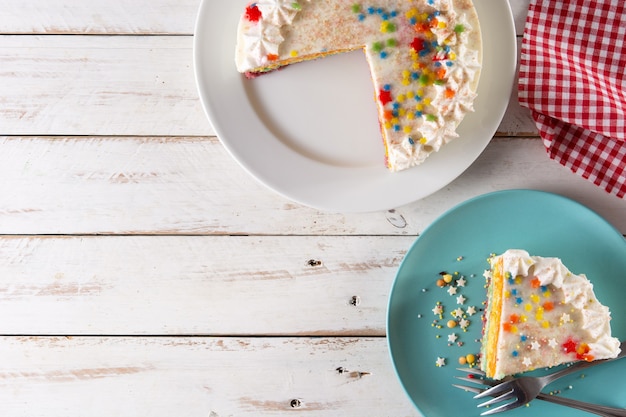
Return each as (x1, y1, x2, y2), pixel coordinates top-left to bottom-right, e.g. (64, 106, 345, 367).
(0, 32, 530, 137)
(0, 35, 213, 136)
(1, 136, 625, 235)
(0, 235, 411, 335)
(0, 0, 529, 36)
(0, 0, 200, 35)
(0, 336, 420, 417)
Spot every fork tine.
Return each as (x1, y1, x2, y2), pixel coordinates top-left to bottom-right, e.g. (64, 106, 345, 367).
(480, 398, 524, 416)
(473, 382, 513, 399)
(477, 389, 515, 408)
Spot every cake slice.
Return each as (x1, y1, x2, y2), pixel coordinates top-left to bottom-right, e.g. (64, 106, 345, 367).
(234, 0, 482, 171)
(480, 249, 621, 380)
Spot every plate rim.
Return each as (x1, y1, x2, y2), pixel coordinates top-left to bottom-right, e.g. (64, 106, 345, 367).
(193, 0, 518, 212)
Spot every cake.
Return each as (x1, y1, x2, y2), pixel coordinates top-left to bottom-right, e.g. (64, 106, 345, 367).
(480, 249, 621, 380)
(235, 0, 482, 171)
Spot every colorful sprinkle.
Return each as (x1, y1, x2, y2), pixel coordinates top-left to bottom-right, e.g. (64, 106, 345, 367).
(245, 4, 262, 22)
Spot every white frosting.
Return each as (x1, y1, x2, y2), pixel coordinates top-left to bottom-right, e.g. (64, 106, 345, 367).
(256, 0, 303, 26)
(238, 20, 284, 70)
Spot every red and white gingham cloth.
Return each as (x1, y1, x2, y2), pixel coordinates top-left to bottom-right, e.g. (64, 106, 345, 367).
(518, 0, 626, 198)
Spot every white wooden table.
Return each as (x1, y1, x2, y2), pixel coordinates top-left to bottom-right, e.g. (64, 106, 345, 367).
(2, 1, 625, 416)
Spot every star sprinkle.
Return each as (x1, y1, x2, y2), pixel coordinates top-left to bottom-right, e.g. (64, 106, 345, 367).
(448, 333, 458, 343)
(456, 294, 466, 305)
(452, 307, 464, 318)
(548, 338, 558, 349)
(459, 318, 470, 330)
(530, 340, 541, 350)
(456, 277, 466, 287)
(432, 304, 444, 315)
(447, 286, 457, 295)
(522, 357, 533, 367)
(466, 306, 477, 316)
(436, 357, 446, 367)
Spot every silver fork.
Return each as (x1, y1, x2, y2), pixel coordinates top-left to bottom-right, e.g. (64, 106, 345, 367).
(471, 341, 626, 415)
(453, 373, 626, 417)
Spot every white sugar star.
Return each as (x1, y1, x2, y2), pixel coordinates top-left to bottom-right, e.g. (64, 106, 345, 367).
(432, 304, 443, 315)
(447, 286, 458, 295)
(436, 357, 446, 367)
(522, 357, 532, 367)
(459, 318, 470, 329)
(561, 313, 571, 323)
(530, 341, 541, 350)
(456, 277, 466, 287)
(548, 338, 558, 349)
(466, 306, 477, 316)
(483, 270, 491, 279)
(456, 294, 466, 305)
(448, 333, 458, 343)
(452, 307, 464, 318)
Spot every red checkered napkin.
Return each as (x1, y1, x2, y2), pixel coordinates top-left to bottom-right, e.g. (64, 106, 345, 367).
(518, 0, 626, 198)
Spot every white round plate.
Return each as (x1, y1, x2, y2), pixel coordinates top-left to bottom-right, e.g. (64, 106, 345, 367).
(194, 0, 517, 212)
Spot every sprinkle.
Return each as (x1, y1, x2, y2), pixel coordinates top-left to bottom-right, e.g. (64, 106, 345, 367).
(448, 333, 458, 343)
(378, 88, 393, 106)
(435, 357, 446, 367)
(432, 303, 443, 316)
(380, 21, 397, 33)
(351, 3, 361, 13)
(522, 357, 533, 367)
(244, 4, 262, 22)
(454, 24, 465, 34)
(466, 306, 477, 316)
(447, 286, 457, 296)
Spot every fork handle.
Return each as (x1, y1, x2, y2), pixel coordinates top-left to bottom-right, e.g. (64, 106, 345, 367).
(538, 393, 626, 417)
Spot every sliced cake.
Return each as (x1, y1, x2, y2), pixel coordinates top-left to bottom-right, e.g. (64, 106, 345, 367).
(481, 249, 621, 380)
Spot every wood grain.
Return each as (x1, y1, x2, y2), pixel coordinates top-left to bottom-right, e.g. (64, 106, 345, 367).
(0, 336, 420, 417)
(0, 35, 212, 136)
(0, 235, 411, 335)
(1, 136, 625, 235)
(0, 0, 201, 35)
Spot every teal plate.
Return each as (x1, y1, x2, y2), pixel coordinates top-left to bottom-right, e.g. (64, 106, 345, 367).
(387, 190, 626, 417)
